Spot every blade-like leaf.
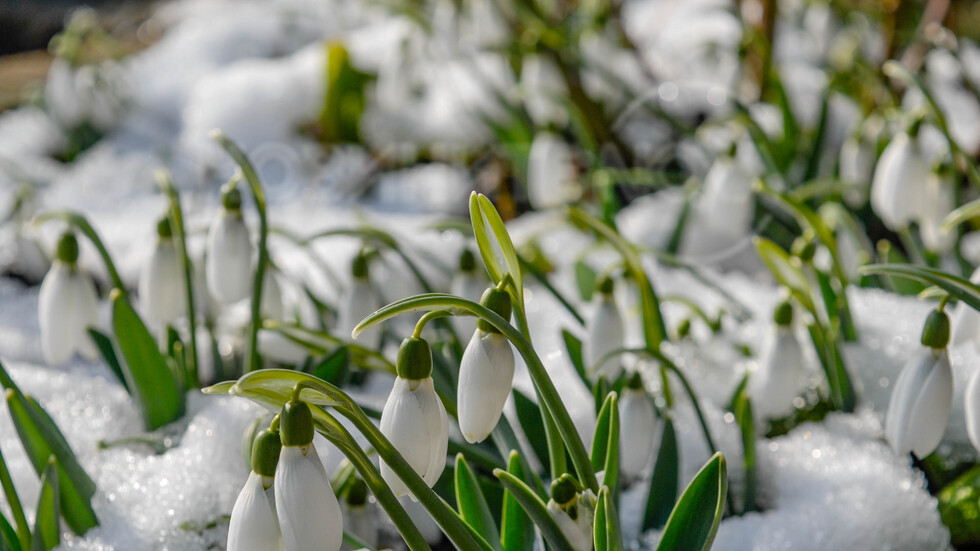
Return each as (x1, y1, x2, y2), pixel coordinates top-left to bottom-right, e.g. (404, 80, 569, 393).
(500, 452, 533, 551)
(591, 393, 620, 494)
(574, 261, 598, 302)
(859, 264, 980, 312)
(455, 455, 502, 551)
(477, 194, 523, 308)
(601, 487, 623, 551)
(31, 458, 59, 551)
(594, 488, 608, 551)
(734, 392, 756, 513)
(110, 289, 184, 430)
(561, 330, 591, 391)
(313, 347, 350, 384)
(753, 237, 812, 310)
(87, 329, 129, 393)
(512, 390, 550, 474)
(656, 453, 727, 551)
(494, 469, 575, 551)
(643, 418, 678, 530)
(0, 512, 21, 551)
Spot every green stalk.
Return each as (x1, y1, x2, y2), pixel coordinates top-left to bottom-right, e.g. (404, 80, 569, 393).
(0, 446, 30, 550)
(34, 211, 126, 294)
(211, 131, 269, 373)
(157, 170, 199, 387)
(354, 293, 600, 493)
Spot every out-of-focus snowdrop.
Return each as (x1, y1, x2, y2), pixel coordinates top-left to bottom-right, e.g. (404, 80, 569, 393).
(341, 253, 382, 350)
(547, 474, 596, 551)
(450, 248, 484, 336)
(580, 31, 651, 109)
(227, 428, 285, 551)
(527, 132, 581, 210)
(619, 373, 658, 480)
(749, 301, 806, 420)
(839, 132, 876, 208)
(965, 368, 980, 453)
(275, 399, 344, 551)
(380, 337, 449, 497)
(0, 186, 50, 283)
(457, 0, 509, 49)
(870, 128, 929, 231)
(45, 58, 128, 132)
(342, 478, 377, 550)
(951, 267, 980, 349)
(521, 54, 568, 127)
(260, 270, 285, 321)
(139, 216, 185, 328)
(902, 48, 980, 155)
(39, 231, 100, 365)
(398, 496, 442, 545)
(458, 287, 515, 443)
(586, 276, 625, 381)
(257, 329, 308, 365)
(885, 309, 953, 457)
(779, 62, 829, 128)
(206, 186, 253, 305)
(919, 168, 956, 254)
(680, 150, 755, 262)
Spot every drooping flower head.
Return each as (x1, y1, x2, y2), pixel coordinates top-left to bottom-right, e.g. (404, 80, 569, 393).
(139, 216, 186, 328)
(586, 276, 624, 381)
(547, 474, 595, 551)
(749, 301, 806, 420)
(870, 122, 929, 231)
(275, 399, 343, 551)
(619, 372, 658, 480)
(39, 231, 100, 365)
(450, 248, 485, 337)
(458, 286, 515, 443)
(227, 428, 284, 551)
(206, 184, 253, 305)
(380, 336, 449, 498)
(343, 478, 378, 549)
(342, 251, 382, 350)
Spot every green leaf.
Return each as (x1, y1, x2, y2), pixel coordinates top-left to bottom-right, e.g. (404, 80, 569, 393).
(734, 392, 756, 513)
(594, 488, 609, 551)
(591, 393, 620, 495)
(656, 453, 728, 551)
(643, 417, 678, 530)
(859, 264, 980, 311)
(455, 455, 502, 551)
(596, 486, 623, 551)
(512, 390, 550, 474)
(31, 459, 59, 551)
(574, 261, 598, 302)
(110, 290, 184, 430)
(494, 469, 576, 551)
(753, 237, 813, 310)
(0, 446, 29, 550)
(87, 329, 129, 393)
(0, 363, 97, 536)
(561, 330, 591, 391)
(500, 452, 533, 551)
(312, 347, 350, 384)
(0, 513, 21, 551)
(476, 194, 524, 309)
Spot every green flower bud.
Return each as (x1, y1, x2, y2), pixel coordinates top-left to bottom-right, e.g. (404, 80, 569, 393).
(345, 477, 369, 506)
(921, 309, 950, 349)
(773, 301, 794, 327)
(626, 371, 644, 390)
(156, 216, 173, 239)
(221, 185, 242, 211)
(280, 399, 315, 447)
(677, 318, 692, 339)
(550, 473, 582, 506)
(351, 252, 369, 280)
(251, 428, 282, 477)
(56, 231, 79, 264)
(459, 248, 476, 273)
(396, 336, 432, 380)
(478, 287, 513, 334)
(596, 276, 614, 295)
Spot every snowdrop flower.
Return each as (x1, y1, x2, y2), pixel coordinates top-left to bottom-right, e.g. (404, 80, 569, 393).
(619, 373, 658, 480)
(885, 309, 953, 457)
(206, 185, 253, 305)
(965, 369, 980, 454)
(449, 248, 484, 336)
(260, 271, 285, 321)
(139, 217, 185, 328)
(275, 399, 344, 551)
(586, 277, 624, 381)
(458, 287, 515, 443)
(380, 336, 449, 497)
(749, 302, 806, 420)
(951, 267, 980, 349)
(919, 168, 955, 254)
(228, 428, 285, 551)
(45, 58, 87, 129)
(342, 478, 377, 549)
(342, 253, 382, 350)
(839, 133, 875, 208)
(870, 129, 929, 231)
(38, 232, 99, 365)
(527, 132, 580, 210)
(547, 474, 595, 551)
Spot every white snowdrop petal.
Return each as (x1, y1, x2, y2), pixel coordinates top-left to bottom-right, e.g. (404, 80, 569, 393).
(618, 388, 657, 479)
(586, 295, 624, 380)
(275, 445, 343, 551)
(870, 133, 929, 231)
(206, 210, 253, 304)
(343, 279, 381, 349)
(421, 378, 449, 485)
(965, 369, 980, 453)
(458, 331, 515, 443)
(750, 330, 805, 420)
(261, 272, 284, 321)
(139, 242, 185, 326)
(546, 501, 592, 551)
(39, 264, 99, 365)
(227, 472, 283, 551)
(885, 349, 952, 456)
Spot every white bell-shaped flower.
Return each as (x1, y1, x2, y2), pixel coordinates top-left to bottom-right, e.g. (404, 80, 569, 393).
(206, 186, 253, 305)
(952, 268, 980, 349)
(870, 130, 929, 231)
(449, 249, 485, 337)
(965, 369, 980, 454)
(699, 154, 754, 236)
(547, 475, 595, 551)
(527, 132, 580, 210)
(919, 170, 955, 253)
(749, 302, 806, 420)
(885, 309, 953, 457)
(458, 315, 515, 443)
(275, 400, 344, 551)
(618, 374, 658, 480)
(139, 217, 186, 328)
(260, 271, 285, 321)
(228, 429, 284, 551)
(380, 337, 449, 497)
(45, 58, 87, 129)
(586, 278, 624, 381)
(342, 254, 382, 350)
(342, 479, 378, 549)
(39, 232, 99, 365)
(839, 134, 875, 207)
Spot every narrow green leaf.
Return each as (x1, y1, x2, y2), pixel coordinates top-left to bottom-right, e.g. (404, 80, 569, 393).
(0, 446, 29, 550)
(0, 363, 97, 536)
(859, 264, 980, 311)
(603, 396, 620, 497)
(600, 487, 624, 551)
(470, 194, 505, 288)
(494, 469, 576, 551)
(512, 390, 550, 474)
(312, 347, 350, 384)
(477, 194, 524, 307)
(734, 392, 756, 513)
(110, 290, 184, 430)
(643, 418, 678, 530)
(455, 455, 502, 551)
(31, 458, 59, 551)
(594, 489, 608, 551)
(0, 512, 21, 551)
(656, 453, 728, 551)
(753, 237, 813, 310)
(591, 392, 614, 472)
(561, 330, 591, 392)
(500, 452, 533, 551)
(574, 261, 598, 302)
(86, 329, 129, 393)
(593, 377, 610, 418)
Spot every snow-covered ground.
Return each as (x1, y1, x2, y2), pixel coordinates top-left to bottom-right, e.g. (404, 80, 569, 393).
(0, 0, 973, 549)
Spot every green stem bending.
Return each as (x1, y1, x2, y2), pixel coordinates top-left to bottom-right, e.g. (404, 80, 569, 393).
(211, 131, 269, 374)
(157, 170, 199, 387)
